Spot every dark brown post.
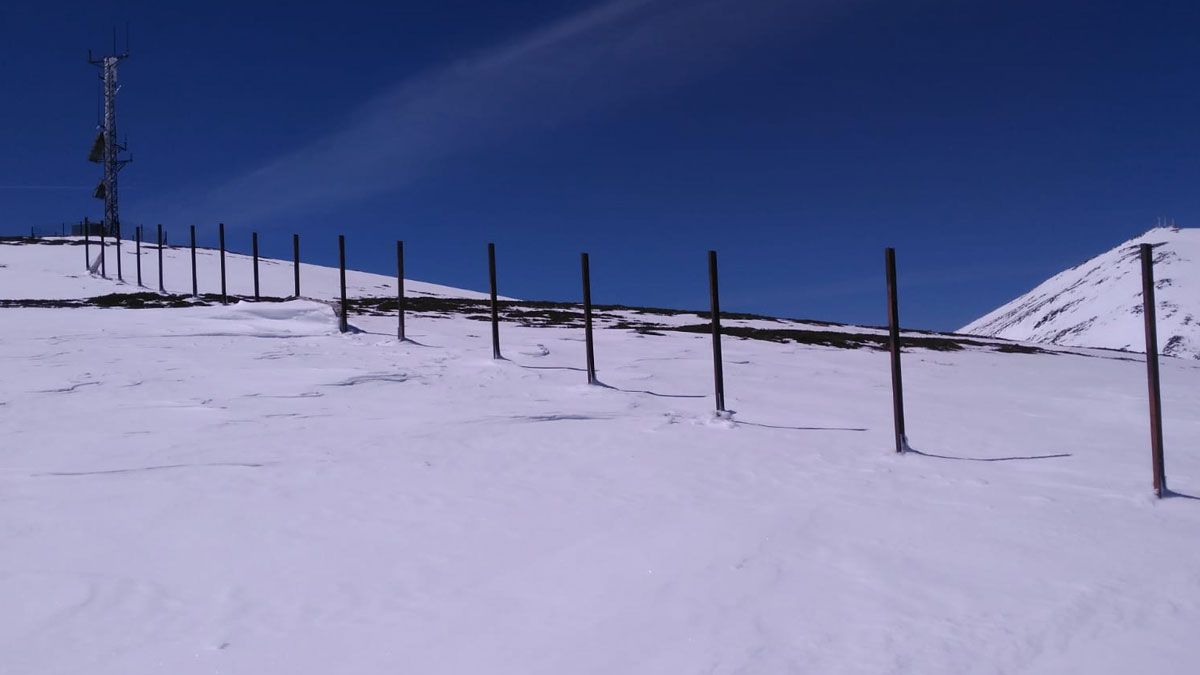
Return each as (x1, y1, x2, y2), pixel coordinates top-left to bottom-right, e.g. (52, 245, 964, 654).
(99, 224, 107, 277)
(115, 225, 123, 281)
(292, 233, 301, 297)
(1140, 243, 1167, 497)
(156, 224, 165, 292)
(396, 240, 406, 341)
(218, 223, 227, 304)
(338, 234, 349, 333)
(488, 242, 501, 359)
(885, 247, 907, 454)
(708, 250, 726, 412)
(135, 226, 143, 286)
(582, 252, 597, 384)
(189, 225, 198, 297)
(84, 219, 91, 270)
(252, 232, 260, 300)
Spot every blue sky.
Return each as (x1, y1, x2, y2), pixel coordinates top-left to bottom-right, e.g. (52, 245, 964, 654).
(3, 0, 1198, 329)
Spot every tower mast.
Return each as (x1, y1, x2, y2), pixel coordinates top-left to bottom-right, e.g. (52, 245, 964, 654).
(88, 33, 130, 236)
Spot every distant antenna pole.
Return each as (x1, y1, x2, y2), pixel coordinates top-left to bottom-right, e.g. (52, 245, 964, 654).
(88, 32, 131, 248)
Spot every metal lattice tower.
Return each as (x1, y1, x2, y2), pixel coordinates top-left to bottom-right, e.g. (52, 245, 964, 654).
(88, 37, 130, 237)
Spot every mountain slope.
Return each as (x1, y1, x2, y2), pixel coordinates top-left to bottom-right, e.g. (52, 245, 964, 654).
(961, 226, 1200, 358)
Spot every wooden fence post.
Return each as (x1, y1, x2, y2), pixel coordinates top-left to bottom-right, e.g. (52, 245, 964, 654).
(582, 252, 597, 384)
(218, 223, 227, 304)
(885, 247, 908, 454)
(1140, 243, 1167, 497)
(396, 240, 406, 341)
(338, 235, 349, 333)
(708, 250, 726, 412)
(488, 243, 501, 359)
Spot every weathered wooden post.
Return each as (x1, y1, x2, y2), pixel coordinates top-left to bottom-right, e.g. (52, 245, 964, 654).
(135, 226, 143, 286)
(252, 232, 261, 300)
(708, 250, 726, 412)
(488, 243, 501, 359)
(396, 240, 406, 341)
(115, 225, 123, 281)
(156, 224, 165, 292)
(99, 224, 107, 277)
(1140, 243, 1167, 497)
(292, 233, 301, 297)
(338, 235, 349, 333)
(581, 252, 597, 384)
(885, 247, 908, 454)
(189, 225, 198, 297)
(218, 223, 227, 304)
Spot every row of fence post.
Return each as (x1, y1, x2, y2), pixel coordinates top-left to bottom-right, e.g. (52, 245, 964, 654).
(77, 226, 1171, 497)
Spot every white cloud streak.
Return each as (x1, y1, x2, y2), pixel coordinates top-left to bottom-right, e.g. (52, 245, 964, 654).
(138, 0, 855, 227)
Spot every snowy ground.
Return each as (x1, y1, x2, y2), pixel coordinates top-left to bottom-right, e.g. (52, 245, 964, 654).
(3, 240, 1200, 674)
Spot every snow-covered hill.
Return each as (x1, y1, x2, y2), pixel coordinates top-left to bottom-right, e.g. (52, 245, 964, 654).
(0, 236, 492, 301)
(4, 238, 1200, 675)
(961, 226, 1200, 359)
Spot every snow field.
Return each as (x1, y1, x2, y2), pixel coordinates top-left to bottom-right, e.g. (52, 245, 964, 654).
(3, 241, 1200, 674)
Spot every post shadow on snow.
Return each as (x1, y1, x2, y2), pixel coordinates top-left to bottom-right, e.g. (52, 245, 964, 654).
(736, 420, 868, 432)
(1164, 489, 1200, 501)
(906, 447, 1072, 462)
(353, 329, 439, 347)
(588, 379, 707, 399)
(518, 363, 588, 373)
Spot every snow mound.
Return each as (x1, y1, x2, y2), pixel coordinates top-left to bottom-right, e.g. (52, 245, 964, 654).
(176, 300, 341, 338)
(960, 226, 1200, 358)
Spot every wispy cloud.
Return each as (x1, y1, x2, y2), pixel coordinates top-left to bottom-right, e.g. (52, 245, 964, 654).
(137, 0, 855, 227)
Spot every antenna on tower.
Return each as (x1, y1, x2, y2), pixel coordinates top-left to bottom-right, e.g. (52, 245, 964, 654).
(87, 26, 132, 238)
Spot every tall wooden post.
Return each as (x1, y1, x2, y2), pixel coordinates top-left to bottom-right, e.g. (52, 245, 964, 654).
(292, 233, 301, 298)
(99, 224, 107, 277)
(135, 226, 142, 286)
(488, 242, 501, 359)
(581, 252, 597, 384)
(1140, 243, 1167, 497)
(218, 223, 227, 304)
(190, 225, 198, 297)
(396, 240, 406, 341)
(252, 232, 260, 300)
(886, 247, 908, 454)
(115, 225, 123, 281)
(156, 224, 165, 292)
(338, 235, 349, 333)
(84, 220, 91, 271)
(708, 250, 726, 412)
